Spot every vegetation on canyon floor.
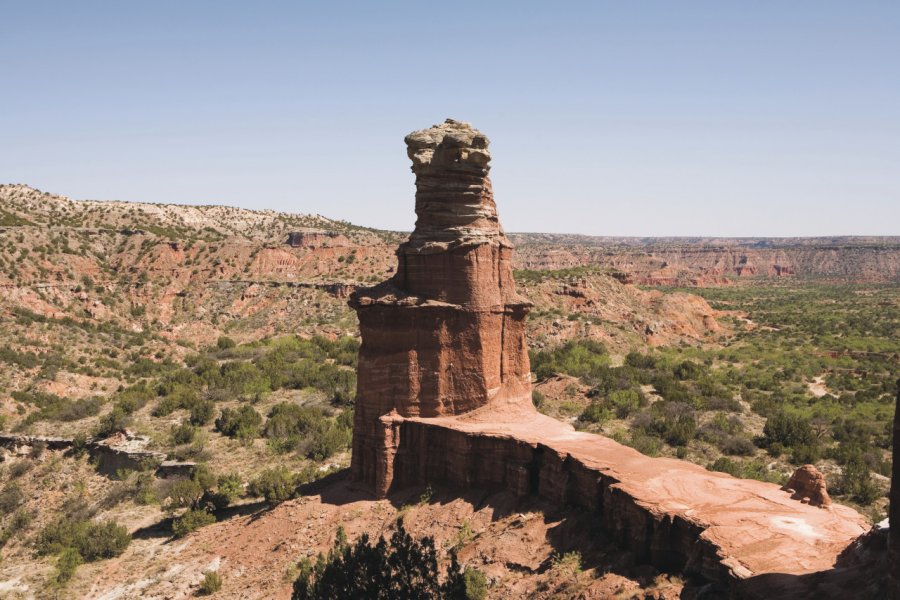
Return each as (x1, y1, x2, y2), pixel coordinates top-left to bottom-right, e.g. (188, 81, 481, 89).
(531, 281, 898, 517)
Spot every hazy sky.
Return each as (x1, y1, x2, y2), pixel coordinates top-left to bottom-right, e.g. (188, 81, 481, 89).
(3, 1, 898, 236)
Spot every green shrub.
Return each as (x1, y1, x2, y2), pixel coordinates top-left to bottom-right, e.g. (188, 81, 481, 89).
(199, 570, 223, 595)
(530, 340, 610, 381)
(166, 478, 203, 509)
(607, 389, 643, 418)
(0, 483, 24, 512)
(248, 467, 298, 504)
(836, 454, 881, 504)
(761, 411, 816, 449)
(292, 520, 468, 600)
(306, 424, 352, 461)
(170, 421, 196, 445)
(709, 457, 741, 476)
(94, 406, 132, 437)
(217, 336, 237, 350)
(172, 509, 216, 538)
(0, 509, 32, 548)
(264, 403, 327, 451)
(216, 405, 262, 440)
(578, 403, 612, 424)
(36, 519, 130, 561)
(55, 547, 83, 583)
(189, 399, 215, 425)
(624, 351, 657, 369)
(463, 567, 488, 600)
(216, 473, 243, 503)
(673, 360, 703, 381)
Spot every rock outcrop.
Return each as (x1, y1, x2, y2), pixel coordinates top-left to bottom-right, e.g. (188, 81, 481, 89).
(782, 464, 832, 507)
(349, 119, 534, 496)
(349, 120, 872, 594)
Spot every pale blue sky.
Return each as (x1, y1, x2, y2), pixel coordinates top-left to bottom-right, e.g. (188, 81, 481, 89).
(2, 1, 898, 236)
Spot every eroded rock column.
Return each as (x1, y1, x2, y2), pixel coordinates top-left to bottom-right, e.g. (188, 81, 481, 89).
(349, 119, 533, 496)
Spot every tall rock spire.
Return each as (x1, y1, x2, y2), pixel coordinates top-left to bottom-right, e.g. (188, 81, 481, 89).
(349, 119, 534, 496)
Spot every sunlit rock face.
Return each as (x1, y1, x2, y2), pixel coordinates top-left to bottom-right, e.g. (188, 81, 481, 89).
(349, 120, 533, 495)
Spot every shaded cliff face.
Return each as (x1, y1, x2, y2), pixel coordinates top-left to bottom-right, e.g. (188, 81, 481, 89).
(349, 120, 534, 494)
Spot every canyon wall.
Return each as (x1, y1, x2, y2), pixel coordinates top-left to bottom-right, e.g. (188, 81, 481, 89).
(510, 235, 900, 284)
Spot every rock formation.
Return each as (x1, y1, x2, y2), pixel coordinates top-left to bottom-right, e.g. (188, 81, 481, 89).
(349, 119, 534, 496)
(782, 464, 832, 507)
(349, 120, 871, 594)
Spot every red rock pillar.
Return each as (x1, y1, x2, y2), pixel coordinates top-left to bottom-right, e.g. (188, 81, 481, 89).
(349, 120, 534, 495)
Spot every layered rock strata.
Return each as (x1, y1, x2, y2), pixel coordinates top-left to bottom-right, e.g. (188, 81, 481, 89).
(349, 119, 534, 495)
(349, 120, 871, 593)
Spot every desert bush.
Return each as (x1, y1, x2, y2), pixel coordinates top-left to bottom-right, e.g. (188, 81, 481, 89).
(607, 389, 643, 418)
(94, 406, 132, 437)
(720, 435, 757, 456)
(36, 519, 130, 561)
(834, 453, 881, 504)
(0, 509, 32, 549)
(462, 568, 488, 600)
(530, 340, 610, 381)
(624, 351, 657, 369)
(199, 570, 223, 595)
(578, 403, 612, 424)
(248, 466, 298, 504)
(22, 394, 102, 424)
(634, 402, 697, 446)
(0, 483, 24, 512)
(189, 398, 215, 425)
(216, 405, 262, 440)
(709, 457, 741, 476)
(306, 425, 352, 461)
(172, 508, 216, 538)
(673, 360, 703, 381)
(55, 547, 83, 583)
(170, 421, 196, 445)
(165, 478, 203, 509)
(265, 403, 326, 438)
(292, 520, 470, 600)
(216, 473, 243, 503)
(217, 336, 236, 350)
(761, 411, 816, 449)
(625, 432, 662, 457)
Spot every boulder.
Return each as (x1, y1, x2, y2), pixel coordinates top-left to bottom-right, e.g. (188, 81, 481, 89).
(782, 464, 832, 507)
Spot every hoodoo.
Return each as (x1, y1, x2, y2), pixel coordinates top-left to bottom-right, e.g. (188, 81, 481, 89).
(349, 120, 872, 594)
(349, 119, 534, 496)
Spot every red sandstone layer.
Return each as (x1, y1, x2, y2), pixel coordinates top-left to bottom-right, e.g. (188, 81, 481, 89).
(380, 410, 868, 590)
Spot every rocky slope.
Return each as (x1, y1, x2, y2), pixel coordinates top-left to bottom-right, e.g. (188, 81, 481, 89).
(0, 183, 725, 422)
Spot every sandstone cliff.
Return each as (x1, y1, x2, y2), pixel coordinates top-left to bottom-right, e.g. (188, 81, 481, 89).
(350, 120, 535, 496)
